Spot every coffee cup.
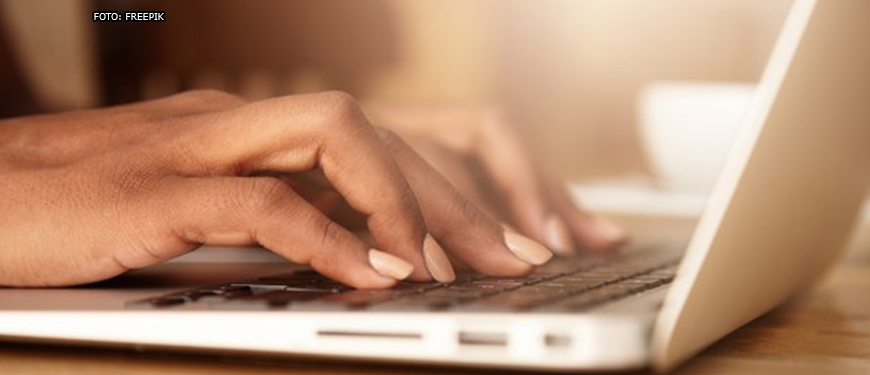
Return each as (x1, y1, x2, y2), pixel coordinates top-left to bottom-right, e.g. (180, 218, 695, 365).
(638, 82, 756, 193)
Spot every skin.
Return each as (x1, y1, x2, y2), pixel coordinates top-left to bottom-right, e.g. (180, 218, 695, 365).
(0, 90, 623, 288)
(363, 103, 627, 254)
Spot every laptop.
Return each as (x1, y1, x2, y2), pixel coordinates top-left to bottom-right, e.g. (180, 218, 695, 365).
(0, 0, 867, 372)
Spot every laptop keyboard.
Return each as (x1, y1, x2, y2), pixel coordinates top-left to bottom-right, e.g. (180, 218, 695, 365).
(128, 248, 681, 313)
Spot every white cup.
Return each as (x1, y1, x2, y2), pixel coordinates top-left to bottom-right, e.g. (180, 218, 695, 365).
(639, 82, 756, 194)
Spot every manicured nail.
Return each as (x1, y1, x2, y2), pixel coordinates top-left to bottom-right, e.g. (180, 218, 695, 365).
(423, 234, 455, 283)
(501, 222, 518, 233)
(544, 215, 575, 255)
(504, 232, 554, 265)
(595, 218, 627, 244)
(368, 249, 414, 280)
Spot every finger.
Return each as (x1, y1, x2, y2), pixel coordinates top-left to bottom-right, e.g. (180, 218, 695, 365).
(400, 133, 508, 222)
(375, 127, 553, 278)
(160, 176, 415, 288)
(472, 111, 575, 254)
(542, 176, 628, 252)
(170, 92, 431, 280)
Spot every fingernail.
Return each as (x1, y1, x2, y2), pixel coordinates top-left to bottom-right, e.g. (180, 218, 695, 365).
(503, 232, 554, 265)
(595, 218, 627, 244)
(368, 249, 414, 280)
(544, 215, 575, 255)
(423, 234, 455, 283)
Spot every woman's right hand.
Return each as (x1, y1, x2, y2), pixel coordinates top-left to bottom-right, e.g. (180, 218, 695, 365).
(0, 90, 552, 288)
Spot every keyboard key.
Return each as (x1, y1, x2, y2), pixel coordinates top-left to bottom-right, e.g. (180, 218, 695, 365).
(316, 289, 412, 308)
(367, 297, 453, 311)
(457, 290, 553, 311)
(215, 290, 333, 309)
(130, 296, 188, 308)
(538, 280, 664, 312)
(419, 288, 486, 300)
(257, 270, 324, 281)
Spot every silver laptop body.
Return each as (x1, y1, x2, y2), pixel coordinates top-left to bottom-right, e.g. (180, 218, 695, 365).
(0, 0, 867, 372)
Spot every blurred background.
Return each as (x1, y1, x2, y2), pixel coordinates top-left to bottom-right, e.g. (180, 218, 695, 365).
(0, 0, 792, 180)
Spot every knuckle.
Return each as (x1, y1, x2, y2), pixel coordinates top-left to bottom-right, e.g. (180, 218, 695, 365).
(455, 198, 483, 225)
(317, 90, 357, 108)
(306, 219, 355, 280)
(311, 90, 367, 130)
(316, 219, 344, 252)
(374, 127, 406, 151)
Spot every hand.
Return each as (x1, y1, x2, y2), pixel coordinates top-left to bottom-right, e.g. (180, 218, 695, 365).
(362, 103, 627, 255)
(0, 90, 553, 288)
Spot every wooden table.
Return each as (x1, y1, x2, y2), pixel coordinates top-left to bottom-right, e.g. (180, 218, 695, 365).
(1, 216, 868, 375)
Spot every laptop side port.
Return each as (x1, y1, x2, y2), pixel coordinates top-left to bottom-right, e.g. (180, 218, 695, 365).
(457, 331, 507, 347)
(545, 334, 572, 347)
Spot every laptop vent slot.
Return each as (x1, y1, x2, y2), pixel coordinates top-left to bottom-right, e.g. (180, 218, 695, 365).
(316, 330, 422, 340)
